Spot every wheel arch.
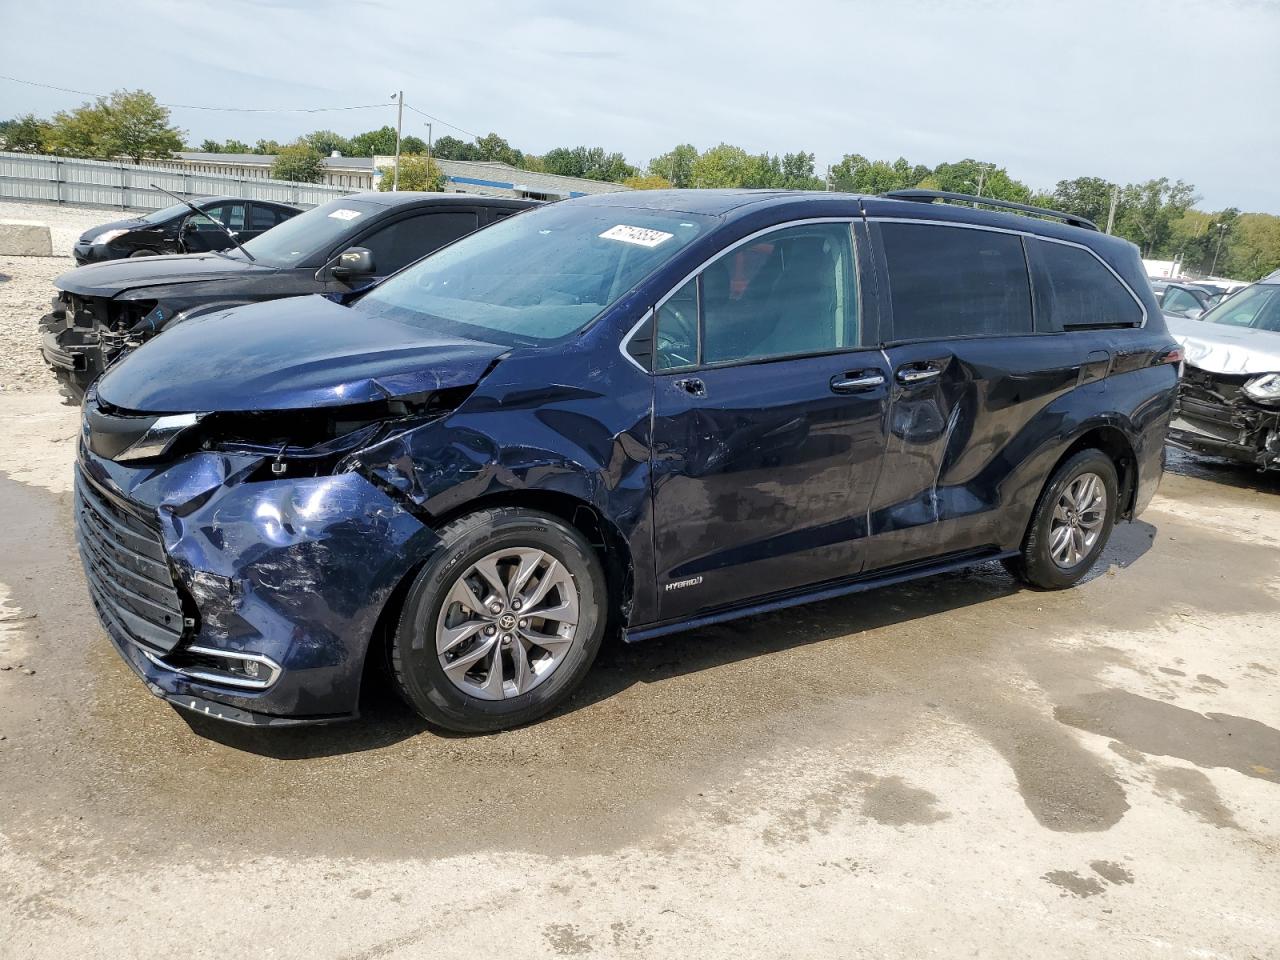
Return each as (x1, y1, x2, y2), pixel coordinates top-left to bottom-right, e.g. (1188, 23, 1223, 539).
(1055, 424, 1139, 519)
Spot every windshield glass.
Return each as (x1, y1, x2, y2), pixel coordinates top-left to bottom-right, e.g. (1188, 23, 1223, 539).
(1201, 283, 1280, 332)
(140, 202, 195, 224)
(237, 198, 385, 267)
(357, 203, 716, 345)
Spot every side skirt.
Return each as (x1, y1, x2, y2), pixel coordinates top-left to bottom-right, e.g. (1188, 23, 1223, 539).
(623, 548, 1018, 644)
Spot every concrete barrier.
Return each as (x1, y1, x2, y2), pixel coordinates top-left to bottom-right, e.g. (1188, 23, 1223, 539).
(0, 220, 54, 256)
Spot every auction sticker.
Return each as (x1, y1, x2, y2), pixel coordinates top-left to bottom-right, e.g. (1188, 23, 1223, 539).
(599, 224, 674, 247)
(327, 208, 363, 221)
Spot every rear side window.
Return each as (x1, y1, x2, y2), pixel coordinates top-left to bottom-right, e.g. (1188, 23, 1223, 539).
(249, 205, 290, 230)
(880, 223, 1032, 340)
(1032, 239, 1143, 329)
(360, 211, 480, 275)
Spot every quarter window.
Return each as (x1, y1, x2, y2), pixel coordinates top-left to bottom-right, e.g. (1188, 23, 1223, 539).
(880, 223, 1032, 340)
(1033, 239, 1143, 329)
(654, 222, 859, 369)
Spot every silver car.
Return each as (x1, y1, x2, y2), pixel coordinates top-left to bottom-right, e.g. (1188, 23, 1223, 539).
(1165, 269, 1280, 471)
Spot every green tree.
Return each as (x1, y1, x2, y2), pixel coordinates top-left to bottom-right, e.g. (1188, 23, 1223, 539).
(1220, 212, 1279, 281)
(780, 151, 823, 190)
(1115, 178, 1197, 257)
(0, 113, 50, 153)
(829, 154, 927, 194)
(45, 89, 183, 162)
(690, 143, 756, 188)
(474, 132, 522, 166)
(377, 154, 446, 191)
(647, 144, 698, 188)
(253, 138, 282, 155)
(623, 173, 672, 190)
(432, 135, 480, 161)
(930, 159, 1031, 202)
(1049, 176, 1116, 227)
(542, 145, 636, 182)
(303, 129, 352, 156)
(349, 125, 424, 156)
(271, 144, 326, 183)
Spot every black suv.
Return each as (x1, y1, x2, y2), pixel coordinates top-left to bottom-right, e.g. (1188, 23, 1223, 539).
(76, 188, 1179, 732)
(72, 196, 300, 264)
(41, 192, 535, 398)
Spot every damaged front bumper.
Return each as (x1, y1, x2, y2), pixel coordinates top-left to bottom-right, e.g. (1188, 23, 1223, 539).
(1169, 366, 1280, 470)
(76, 443, 442, 725)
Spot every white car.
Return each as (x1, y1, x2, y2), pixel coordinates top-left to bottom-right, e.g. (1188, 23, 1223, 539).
(1165, 270, 1280, 471)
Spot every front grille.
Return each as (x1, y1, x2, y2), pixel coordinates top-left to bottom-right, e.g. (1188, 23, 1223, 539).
(75, 468, 188, 653)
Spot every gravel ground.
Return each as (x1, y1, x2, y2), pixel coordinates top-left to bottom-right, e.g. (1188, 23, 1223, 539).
(0, 201, 127, 394)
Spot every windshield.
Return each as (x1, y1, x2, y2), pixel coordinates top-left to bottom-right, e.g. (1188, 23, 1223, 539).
(1201, 282, 1280, 332)
(236, 198, 385, 267)
(357, 203, 716, 345)
(140, 202, 196, 224)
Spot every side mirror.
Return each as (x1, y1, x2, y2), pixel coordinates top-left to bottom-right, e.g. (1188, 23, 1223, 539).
(180, 216, 197, 234)
(331, 246, 375, 281)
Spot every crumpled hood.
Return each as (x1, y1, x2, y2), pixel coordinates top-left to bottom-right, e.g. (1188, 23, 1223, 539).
(96, 295, 508, 413)
(56, 253, 272, 296)
(1166, 314, 1280, 376)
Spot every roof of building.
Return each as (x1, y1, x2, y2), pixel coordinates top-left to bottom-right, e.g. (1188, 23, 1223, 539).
(173, 152, 630, 195)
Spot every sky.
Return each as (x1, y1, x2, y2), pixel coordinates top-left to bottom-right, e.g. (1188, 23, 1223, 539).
(1, 0, 1277, 212)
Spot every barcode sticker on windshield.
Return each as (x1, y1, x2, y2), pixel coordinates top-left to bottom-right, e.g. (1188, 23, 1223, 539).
(328, 209, 363, 221)
(600, 224, 673, 247)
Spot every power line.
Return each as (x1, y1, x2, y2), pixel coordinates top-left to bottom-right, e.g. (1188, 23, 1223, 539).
(402, 102, 480, 141)
(0, 74, 392, 113)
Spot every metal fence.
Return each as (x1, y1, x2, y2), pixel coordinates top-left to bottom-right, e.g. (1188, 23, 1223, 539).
(0, 151, 354, 211)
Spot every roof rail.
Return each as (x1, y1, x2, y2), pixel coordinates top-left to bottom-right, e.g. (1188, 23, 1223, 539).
(880, 189, 1100, 232)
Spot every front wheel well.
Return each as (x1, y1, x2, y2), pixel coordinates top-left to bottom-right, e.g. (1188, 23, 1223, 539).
(362, 490, 634, 699)
(1058, 426, 1138, 519)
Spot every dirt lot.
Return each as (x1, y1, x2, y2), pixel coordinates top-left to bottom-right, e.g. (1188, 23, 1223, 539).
(1, 213, 1278, 959)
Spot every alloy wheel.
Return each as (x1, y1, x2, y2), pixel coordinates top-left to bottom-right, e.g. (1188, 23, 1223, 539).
(1049, 472, 1106, 568)
(434, 548, 580, 700)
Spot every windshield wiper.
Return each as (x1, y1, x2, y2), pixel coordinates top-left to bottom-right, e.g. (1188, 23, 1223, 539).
(149, 183, 257, 263)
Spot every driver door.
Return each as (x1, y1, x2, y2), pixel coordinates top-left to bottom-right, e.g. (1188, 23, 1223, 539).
(181, 202, 246, 253)
(648, 221, 891, 620)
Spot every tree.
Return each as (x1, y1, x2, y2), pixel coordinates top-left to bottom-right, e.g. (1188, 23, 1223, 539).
(542, 145, 637, 182)
(348, 126, 424, 157)
(1049, 177, 1116, 227)
(647, 144, 698, 188)
(780, 151, 824, 190)
(623, 174, 672, 190)
(271, 144, 326, 183)
(1115, 178, 1197, 257)
(474, 132, 523, 166)
(253, 138, 282, 155)
(829, 154, 927, 194)
(0, 113, 50, 153)
(1221, 213, 1280, 281)
(302, 129, 352, 156)
(45, 89, 183, 162)
(690, 143, 756, 188)
(930, 159, 1031, 202)
(377, 154, 446, 191)
(432, 135, 480, 161)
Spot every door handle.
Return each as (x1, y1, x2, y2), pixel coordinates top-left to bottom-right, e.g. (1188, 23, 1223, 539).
(830, 372, 886, 393)
(674, 377, 706, 398)
(896, 365, 942, 385)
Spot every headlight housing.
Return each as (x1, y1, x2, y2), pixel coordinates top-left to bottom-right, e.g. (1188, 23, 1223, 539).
(1242, 373, 1280, 405)
(93, 228, 131, 246)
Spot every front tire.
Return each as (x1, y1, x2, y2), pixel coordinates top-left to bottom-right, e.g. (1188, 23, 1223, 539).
(390, 507, 607, 733)
(1005, 449, 1118, 590)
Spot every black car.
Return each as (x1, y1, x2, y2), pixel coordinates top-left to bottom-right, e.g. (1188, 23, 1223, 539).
(72, 197, 301, 265)
(42, 192, 536, 398)
(76, 188, 1180, 732)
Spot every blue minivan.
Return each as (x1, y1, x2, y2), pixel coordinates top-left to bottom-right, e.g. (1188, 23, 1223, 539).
(75, 189, 1180, 732)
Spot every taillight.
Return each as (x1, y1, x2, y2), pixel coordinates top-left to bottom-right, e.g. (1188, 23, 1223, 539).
(1158, 346, 1184, 366)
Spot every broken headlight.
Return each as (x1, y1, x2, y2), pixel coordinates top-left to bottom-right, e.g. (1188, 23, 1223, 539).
(1242, 373, 1280, 406)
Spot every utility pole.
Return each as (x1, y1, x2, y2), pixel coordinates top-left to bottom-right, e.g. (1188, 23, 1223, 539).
(1105, 184, 1119, 235)
(425, 122, 433, 165)
(975, 165, 987, 198)
(391, 90, 403, 191)
(1210, 222, 1228, 276)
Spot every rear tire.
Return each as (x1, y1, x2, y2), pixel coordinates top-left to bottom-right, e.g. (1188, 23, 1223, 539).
(390, 507, 607, 733)
(128, 248, 158, 258)
(1004, 449, 1118, 590)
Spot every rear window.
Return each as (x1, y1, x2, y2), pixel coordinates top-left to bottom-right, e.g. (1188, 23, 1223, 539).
(1032, 239, 1143, 329)
(880, 223, 1032, 340)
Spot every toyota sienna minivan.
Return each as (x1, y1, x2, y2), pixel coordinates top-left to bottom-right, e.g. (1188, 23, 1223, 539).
(75, 189, 1180, 732)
